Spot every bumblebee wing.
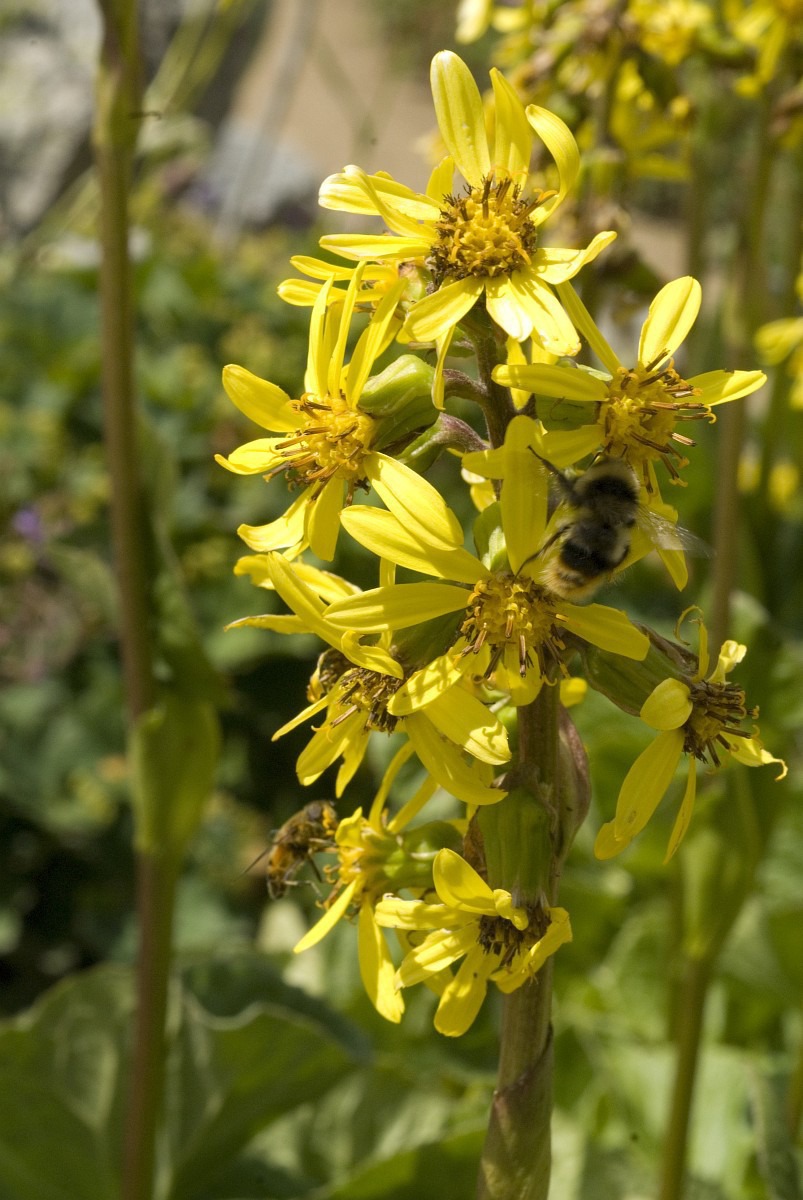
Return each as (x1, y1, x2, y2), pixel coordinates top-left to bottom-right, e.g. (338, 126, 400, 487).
(635, 507, 711, 557)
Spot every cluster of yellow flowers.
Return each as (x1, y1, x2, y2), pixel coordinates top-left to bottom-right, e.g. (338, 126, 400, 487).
(218, 52, 783, 1035)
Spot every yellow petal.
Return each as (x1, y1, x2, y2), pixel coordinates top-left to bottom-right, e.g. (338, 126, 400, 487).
(403, 276, 485, 342)
(638, 276, 701, 369)
(490, 68, 531, 184)
(271, 694, 330, 740)
(430, 51, 491, 187)
(613, 729, 684, 842)
(225, 614, 306, 635)
(296, 714, 363, 786)
(556, 281, 621, 375)
(434, 848, 496, 909)
(398, 926, 477, 984)
(525, 106, 579, 217)
(725, 736, 787, 777)
(559, 603, 650, 660)
(358, 902, 404, 1023)
(434, 945, 494, 1036)
(222, 364, 295, 431)
(427, 155, 456, 201)
(237, 487, 313, 553)
(664, 763, 697, 862)
(492, 363, 606, 403)
(640, 678, 693, 730)
(318, 233, 431, 262)
(389, 653, 468, 715)
(347, 281, 408, 403)
(307, 476, 344, 561)
(318, 168, 439, 221)
(502, 273, 581, 355)
(326, 582, 467, 631)
(499, 417, 550, 571)
(366, 454, 465, 548)
(214, 438, 286, 475)
(340, 507, 485, 584)
(423, 690, 511, 766)
(294, 877, 360, 953)
(690, 369, 767, 406)
(593, 819, 630, 860)
(406, 713, 507, 806)
(536, 231, 617, 284)
(374, 897, 459, 931)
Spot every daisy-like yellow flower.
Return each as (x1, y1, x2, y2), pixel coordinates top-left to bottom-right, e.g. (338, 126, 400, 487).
(216, 264, 408, 561)
(326, 417, 649, 707)
(374, 848, 572, 1036)
(318, 51, 616, 370)
(595, 610, 787, 863)
(293, 745, 462, 1023)
(494, 277, 767, 495)
(235, 552, 510, 806)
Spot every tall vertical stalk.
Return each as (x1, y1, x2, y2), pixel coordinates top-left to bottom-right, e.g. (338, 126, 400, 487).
(93, 6, 174, 1199)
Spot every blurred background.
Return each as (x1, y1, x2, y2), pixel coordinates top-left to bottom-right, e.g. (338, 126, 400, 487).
(1, 1, 801, 1198)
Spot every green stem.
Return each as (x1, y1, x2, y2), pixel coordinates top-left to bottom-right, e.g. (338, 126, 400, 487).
(93, 7, 176, 1199)
(710, 91, 774, 654)
(477, 685, 561, 1200)
(123, 859, 179, 1200)
(658, 958, 711, 1200)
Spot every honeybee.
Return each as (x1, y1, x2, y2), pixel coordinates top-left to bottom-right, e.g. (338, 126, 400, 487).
(528, 454, 707, 600)
(247, 801, 339, 899)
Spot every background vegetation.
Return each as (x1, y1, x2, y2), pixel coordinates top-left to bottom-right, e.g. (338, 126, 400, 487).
(0, 1, 801, 1197)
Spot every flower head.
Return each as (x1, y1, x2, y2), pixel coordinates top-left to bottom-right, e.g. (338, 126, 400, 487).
(293, 748, 463, 1022)
(595, 610, 787, 862)
(318, 52, 615, 380)
(494, 277, 767, 495)
(216, 266, 409, 560)
(375, 848, 572, 1035)
(326, 417, 649, 706)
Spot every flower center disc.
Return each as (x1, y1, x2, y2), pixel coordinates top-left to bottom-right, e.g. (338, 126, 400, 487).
(430, 175, 546, 284)
(602, 363, 711, 482)
(684, 678, 755, 766)
(459, 573, 565, 678)
(334, 668, 404, 733)
(276, 393, 374, 490)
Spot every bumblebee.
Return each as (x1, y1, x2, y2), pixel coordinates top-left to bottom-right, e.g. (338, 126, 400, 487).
(250, 801, 339, 899)
(530, 454, 706, 600)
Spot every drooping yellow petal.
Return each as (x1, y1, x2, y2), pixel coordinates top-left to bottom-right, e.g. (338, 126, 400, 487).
(434, 944, 495, 1036)
(427, 155, 456, 201)
(358, 902, 405, 1024)
(236, 487, 313, 553)
(222, 365, 296, 431)
(403, 276, 485, 342)
(493, 906, 573, 991)
(225, 613, 306, 635)
(366, 454, 464, 548)
(368, 740, 417, 828)
(423, 689, 511, 766)
(484, 275, 539, 341)
(344, 166, 433, 240)
(612, 729, 685, 843)
(296, 712, 368, 788)
(398, 926, 478, 985)
(501, 273, 581, 355)
(593, 819, 629, 860)
(374, 897, 463, 932)
(490, 68, 531, 183)
(431, 51, 491, 187)
(434, 848, 496, 910)
(638, 276, 701, 368)
(306, 278, 333, 398)
(340, 507, 486, 584)
(294, 877, 360, 953)
(307, 475, 345, 561)
(525, 105, 579, 218)
(641, 678, 693, 730)
(389, 653, 469, 716)
(725, 736, 787, 777)
(664, 763, 697, 862)
(271, 694, 330, 740)
(559, 603, 650, 660)
(499, 415, 550, 571)
(406, 713, 507, 806)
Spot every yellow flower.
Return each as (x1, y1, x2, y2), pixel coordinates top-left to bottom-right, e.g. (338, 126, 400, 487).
(755, 315, 803, 410)
(293, 747, 462, 1023)
(595, 611, 787, 862)
(724, 0, 803, 91)
(375, 848, 572, 1036)
(216, 265, 407, 561)
(494, 277, 767, 495)
(326, 417, 649, 707)
(277, 254, 414, 311)
(318, 52, 615, 368)
(626, 0, 711, 66)
(235, 553, 510, 805)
